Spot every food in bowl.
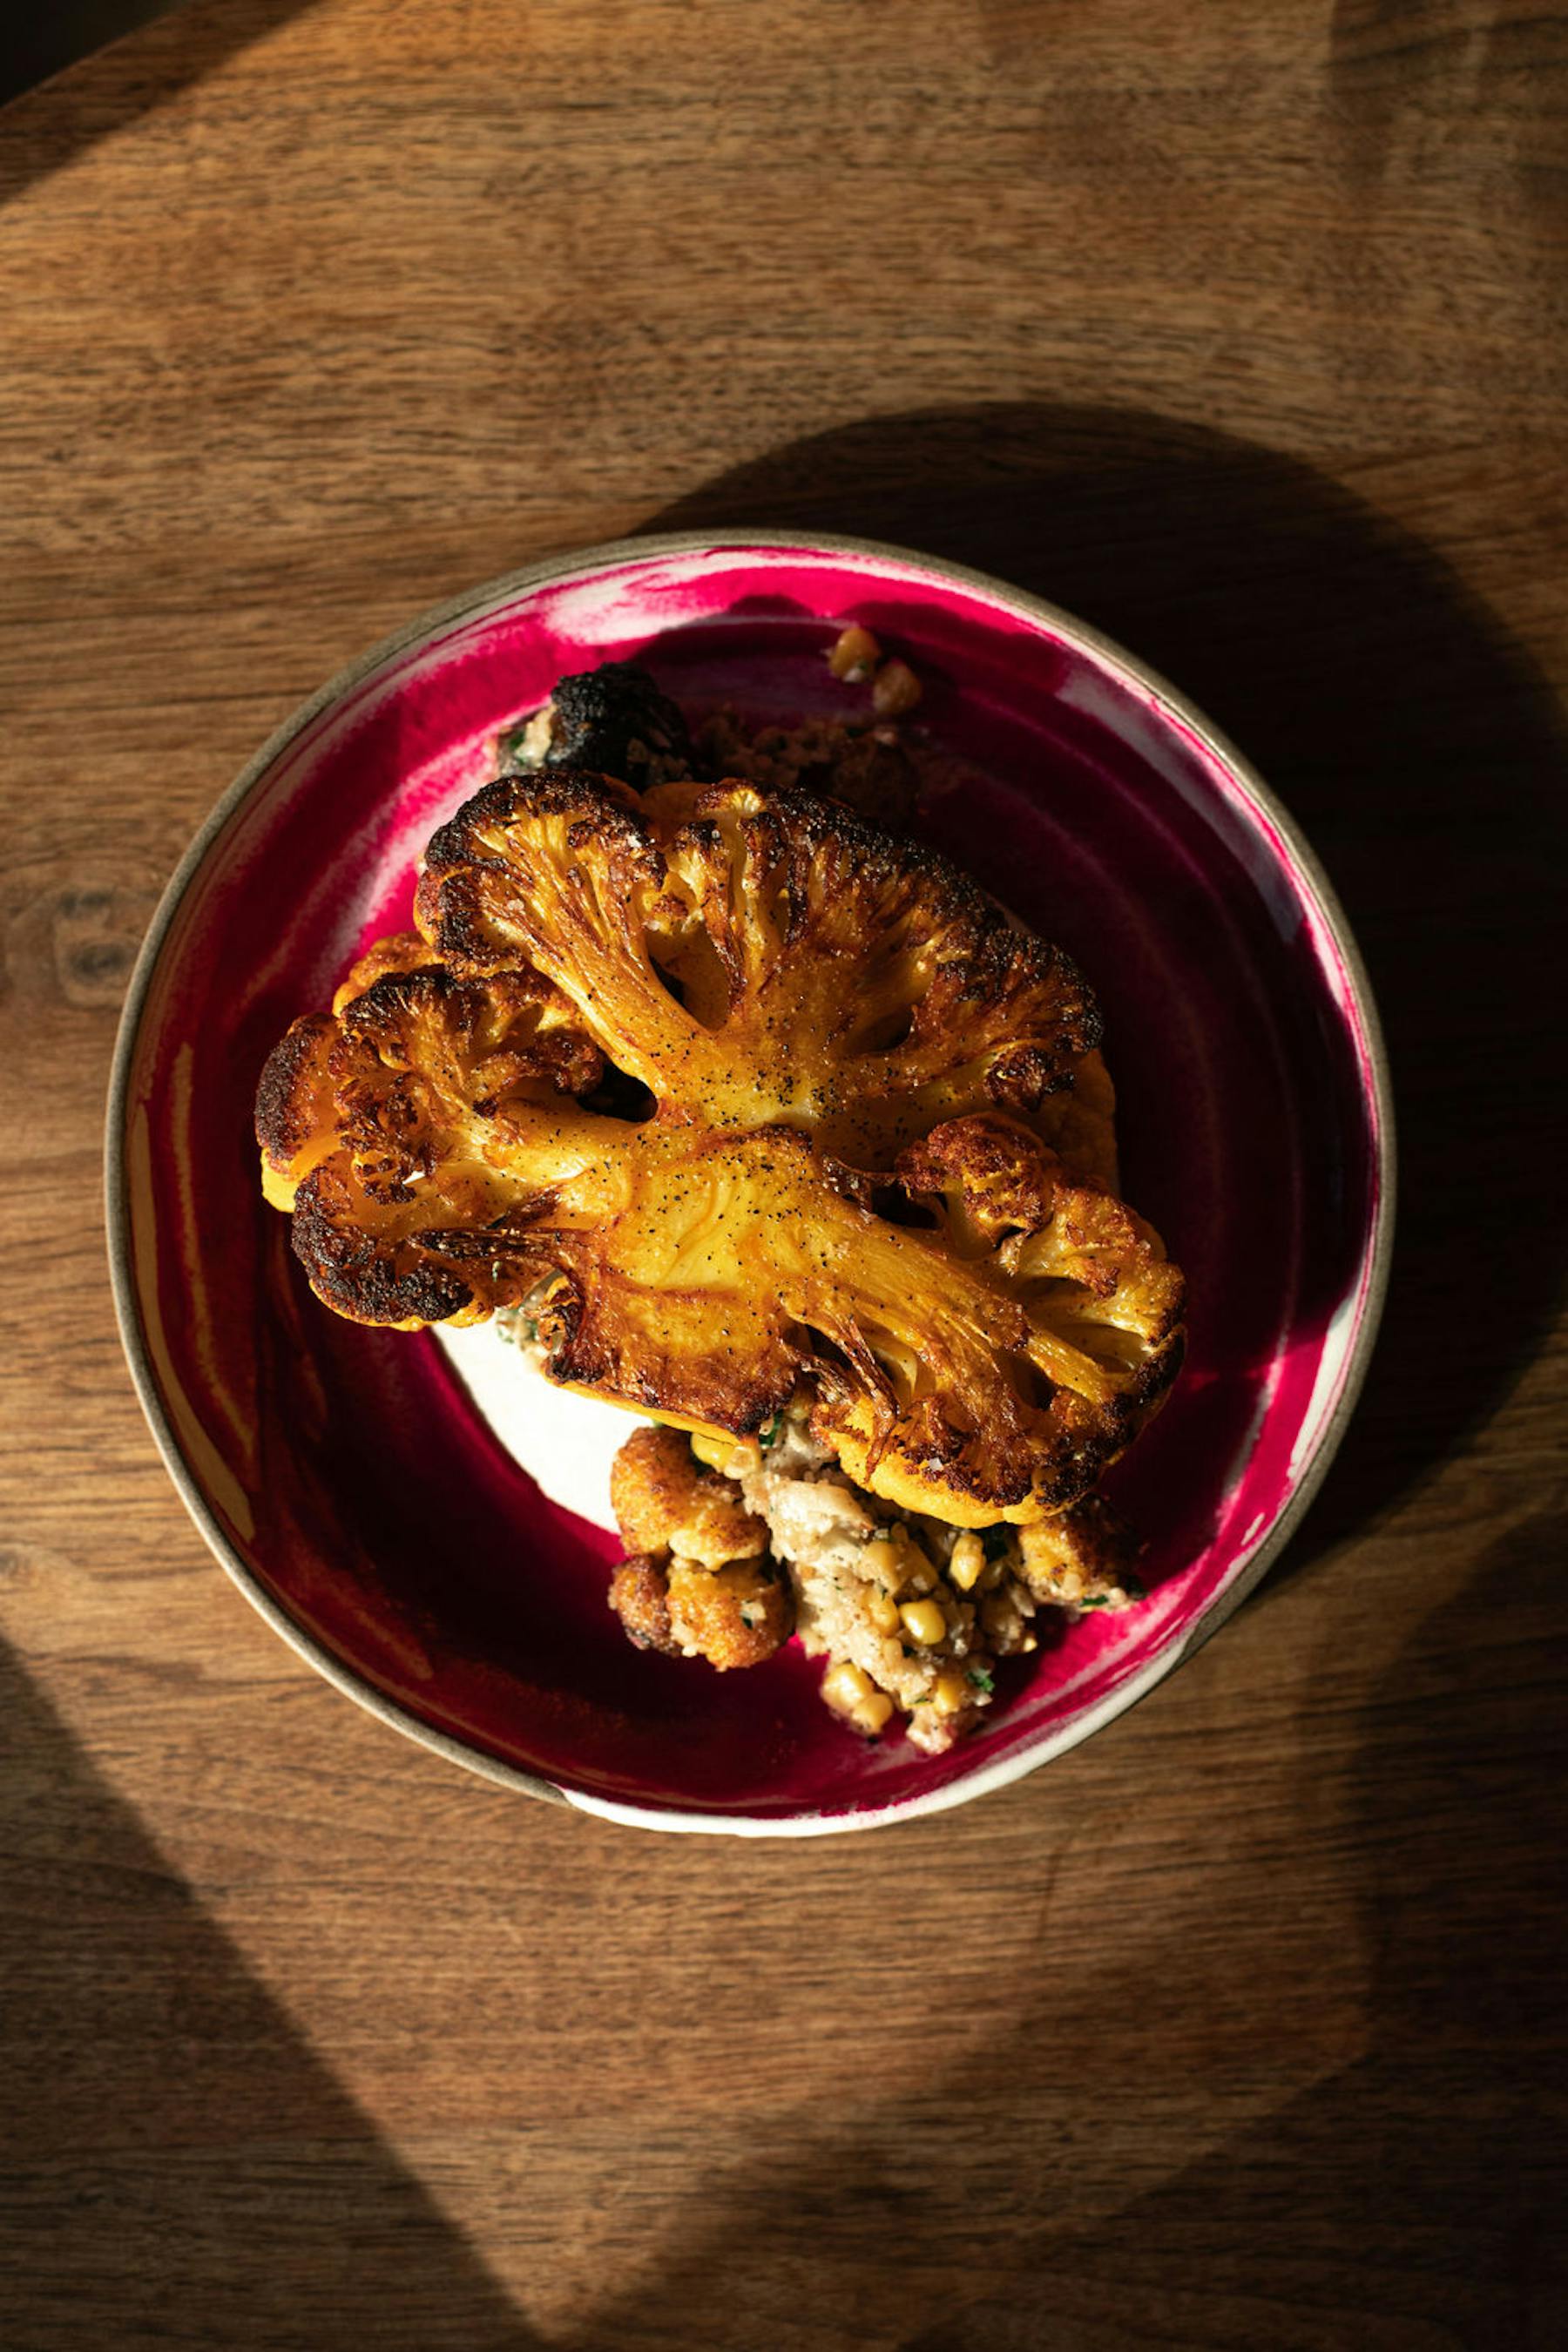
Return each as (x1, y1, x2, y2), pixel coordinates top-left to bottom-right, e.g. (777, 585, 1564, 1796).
(598, 1414, 1146, 1753)
(254, 638, 1186, 1754)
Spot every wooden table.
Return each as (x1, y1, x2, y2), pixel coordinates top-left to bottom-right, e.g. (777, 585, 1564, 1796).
(3, 5, 1565, 2345)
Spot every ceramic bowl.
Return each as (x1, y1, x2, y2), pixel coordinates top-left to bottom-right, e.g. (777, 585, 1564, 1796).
(107, 531, 1393, 1835)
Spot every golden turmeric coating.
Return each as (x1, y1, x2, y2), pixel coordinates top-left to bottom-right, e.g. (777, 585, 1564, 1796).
(609, 1424, 767, 1569)
(1018, 1492, 1144, 1608)
(605, 1550, 793, 1672)
(329, 929, 437, 1017)
(256, 769, 1184, 1524)
(665, 1558, 793, 1671)
(605, 1431, 788, 1670)
(606, 1411, 789, 1674)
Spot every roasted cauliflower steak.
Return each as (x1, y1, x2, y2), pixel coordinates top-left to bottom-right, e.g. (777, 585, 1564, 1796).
(256, 770, 1184, 1524)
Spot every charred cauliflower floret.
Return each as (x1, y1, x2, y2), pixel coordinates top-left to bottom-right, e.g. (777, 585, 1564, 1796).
(496, 653, 920, 828)
(256, 945, 605, 1327)
(605, 1427, 788, 1670)
(257, 769, 1184, 1524)
(498, 661, 693, 791)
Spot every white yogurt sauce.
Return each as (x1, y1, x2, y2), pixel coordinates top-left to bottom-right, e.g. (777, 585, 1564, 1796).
(434, 1320, 628, 1532)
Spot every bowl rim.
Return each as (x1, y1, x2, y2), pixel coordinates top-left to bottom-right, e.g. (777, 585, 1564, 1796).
(105, 525, 1396, 1838)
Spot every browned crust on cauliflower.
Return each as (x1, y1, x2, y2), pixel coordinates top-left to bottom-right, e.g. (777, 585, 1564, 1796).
(256, 1014, 337, 1180)
(607, 1554, 679, 1655)
(257, 767, 1184, 1522)
(606, 1429, 788, 1669)
(254, 951, 605, 1328)
(329, 929, 438, 1015)
(610, 1425, 767, 1568)
(606, 1551, 793, 1672)
(1017, 1492, 1146, 1606)
(413, 770, 1099, 1135)
(665, 1558, 793, 1670)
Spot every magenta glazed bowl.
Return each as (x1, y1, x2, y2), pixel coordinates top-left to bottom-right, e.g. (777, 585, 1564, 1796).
(107, 532, 1392, 1835)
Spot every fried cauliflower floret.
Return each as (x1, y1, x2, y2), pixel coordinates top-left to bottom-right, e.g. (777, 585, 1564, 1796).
(1017, 1492, 1144, 1610)
(665, 1558, 793, 1670)
(605, 1427, 787, 1669)
(610, 1425, 767, 1569)
(605, 1551, 792, 1672)
(606, 1553, 678, 1655)
(607, 1409, 1146, 1744)
(257, 769, 1183, 1524)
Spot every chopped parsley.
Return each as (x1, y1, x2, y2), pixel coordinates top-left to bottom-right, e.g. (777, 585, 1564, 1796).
(968, 1667, 995, 1693)
(758, 1413, 783, 1450)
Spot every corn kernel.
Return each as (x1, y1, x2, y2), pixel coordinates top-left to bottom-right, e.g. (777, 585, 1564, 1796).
(933, 1669, 970, 1714)
(950, 1532, 986, 1591)
(821, 1659, 876, 1716)
(900, 1598, 946, 1647)
(861, 1537, 899, 1579)
(828, 623, 881, 681)
(691, 1429, 756, 1476)
(850, 1690, 896, 1736)
(866, 1589, 901, 1635)
(872, 657, 923, 717)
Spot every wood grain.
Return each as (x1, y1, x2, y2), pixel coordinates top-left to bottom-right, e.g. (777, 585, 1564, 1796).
(2, 3, 1565, 2346)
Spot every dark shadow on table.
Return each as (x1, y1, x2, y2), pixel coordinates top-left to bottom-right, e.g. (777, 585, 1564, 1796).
(541, 403, 1568, 2349)
(2, 3, 183, 113)
(556, 1513, 1568, 2352)
(647, 405, 1568, 1585)
(0, 1636, 540, 2352)
(0, 0, 322, 203)
(897, 1509, 1568, 2351)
